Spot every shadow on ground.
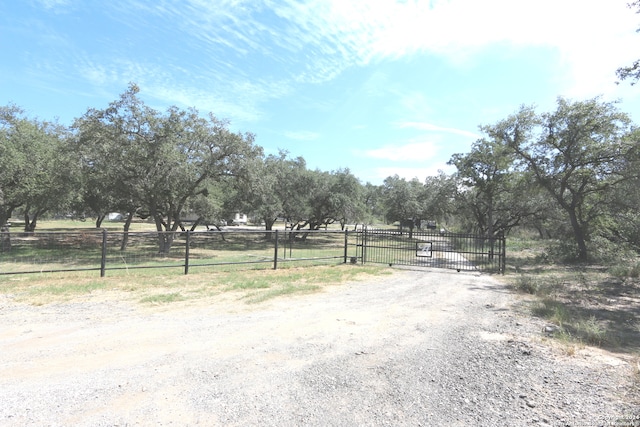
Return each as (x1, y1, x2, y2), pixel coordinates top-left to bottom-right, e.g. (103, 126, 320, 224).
(507, 264, 640, 354)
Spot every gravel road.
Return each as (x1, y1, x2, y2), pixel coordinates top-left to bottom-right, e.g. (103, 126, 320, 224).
(1, 268, 638, 426)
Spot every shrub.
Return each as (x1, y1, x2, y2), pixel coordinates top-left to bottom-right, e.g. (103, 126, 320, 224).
(609, 259, 640, 278)
(514, 274, 541, 294)
(542, 239, 579, 263)
(512, 274, 559, 296)
(586, 235, 635, 264)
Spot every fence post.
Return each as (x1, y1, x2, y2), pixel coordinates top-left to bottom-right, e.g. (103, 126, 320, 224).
(100, 229, 107, 277)
(273, 230, 278, 270)
(500, 233, 506, 274)
(184, 231, 190, 275)
(343, 230, 348, 263)
(362, 227, 367, 264)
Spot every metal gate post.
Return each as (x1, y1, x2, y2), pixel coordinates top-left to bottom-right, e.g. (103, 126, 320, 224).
(100, 229, 107, 277)
(362, 227, 367, 264)
(184, 231, 190, 275)
(500, 233, 506, 274)
(273, 230, 279, 270)
(343, 230, 348, 263)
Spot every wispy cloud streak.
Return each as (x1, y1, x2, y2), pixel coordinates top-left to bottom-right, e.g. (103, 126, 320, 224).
(16, 0, 640, 124)
(396, 122, 480, 139)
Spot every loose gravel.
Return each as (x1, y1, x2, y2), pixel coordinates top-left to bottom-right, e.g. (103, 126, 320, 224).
(1, 268, 638, 426)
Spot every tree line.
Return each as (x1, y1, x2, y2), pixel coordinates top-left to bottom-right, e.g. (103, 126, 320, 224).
(1, 84, 639, 260)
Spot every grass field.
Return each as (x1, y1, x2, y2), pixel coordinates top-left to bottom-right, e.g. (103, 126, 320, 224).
(504, 234, 640, 354)
(0, 219, 389, 305)
(0, 263, 391, 306)
(1, 223, 353, 274)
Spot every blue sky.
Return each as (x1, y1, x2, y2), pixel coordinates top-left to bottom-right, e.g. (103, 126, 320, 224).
(2, 0, 640, 184)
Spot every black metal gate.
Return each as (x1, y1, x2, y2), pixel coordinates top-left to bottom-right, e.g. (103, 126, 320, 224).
(354, 228, 505, 273)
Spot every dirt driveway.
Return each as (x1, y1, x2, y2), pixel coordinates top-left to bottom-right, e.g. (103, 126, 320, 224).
(1, 268, 638, 426)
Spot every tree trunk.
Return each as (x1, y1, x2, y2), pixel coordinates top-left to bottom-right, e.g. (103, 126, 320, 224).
(0, 225, 10, 252)
(265, 217, 276, 231)
(154, 214, 174, 255)
(23, 211, 38, 233)
(533, 224, 545, 239)
(568, 207, 588, 261)
(95, 214, 106, 228)
(0, 209, 14, 252)
(208, 223, 227, 241)
(120, 211, 135, 251)
(157, 231, 174, 255)
(263, 217, 276, 240)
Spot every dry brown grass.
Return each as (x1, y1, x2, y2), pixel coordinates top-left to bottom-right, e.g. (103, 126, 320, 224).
(0, 264, 391, 306)
(504, 238, 640, 354)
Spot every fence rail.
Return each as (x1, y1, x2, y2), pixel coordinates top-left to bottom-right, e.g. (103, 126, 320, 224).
(0, 229, 352, 277)
(0, 228, 506, 277)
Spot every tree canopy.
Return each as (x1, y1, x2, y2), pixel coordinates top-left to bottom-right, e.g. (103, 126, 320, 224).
(483, 97, 638, 260)
(3, 83, 640, 264)
(0, 105, 76, 233)
(616, 1, 640, 84)
(73, 84, 261, 253)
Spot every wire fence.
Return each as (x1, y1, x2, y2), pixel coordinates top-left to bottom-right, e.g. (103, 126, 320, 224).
(0, 227, 506, 277)
(0, 229, 352, 277)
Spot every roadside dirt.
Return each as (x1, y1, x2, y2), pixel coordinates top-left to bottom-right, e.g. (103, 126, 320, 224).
(1, 268, 638, 426)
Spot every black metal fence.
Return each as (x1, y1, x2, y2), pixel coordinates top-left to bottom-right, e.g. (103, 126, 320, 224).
(0, 229, 351, 277)
(0, 227, 505, 277)
(351, 228, 505, 273)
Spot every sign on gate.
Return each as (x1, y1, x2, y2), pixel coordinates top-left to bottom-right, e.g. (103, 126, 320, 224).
(416, 242, 432, 257)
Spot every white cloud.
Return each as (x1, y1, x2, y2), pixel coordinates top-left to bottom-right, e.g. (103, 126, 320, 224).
(264, 0, 640, 96)
(56, 0, 640, 127)
(396, 121, 480, 139)
(76, 55, 292, 123)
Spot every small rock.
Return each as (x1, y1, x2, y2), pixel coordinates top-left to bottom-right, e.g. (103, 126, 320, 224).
(526, 400, 536, 408)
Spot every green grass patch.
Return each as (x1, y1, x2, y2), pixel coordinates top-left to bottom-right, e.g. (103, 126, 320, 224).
(27, 280, 107, 297)
(533, 299, 610, 346)
(1, 228, 349, 275)
(511, 273, 565, 296)
(244, 283, 321, 304)
(226, 275, 272, 290)
(609, 260, 640, 278)
(532, 298, 573, 325)
(505, 235, 640, 352)
(0, 263, 390, 306)
(139, 292, 186, 304)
